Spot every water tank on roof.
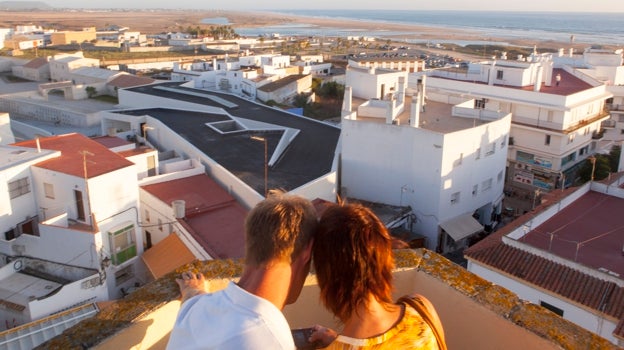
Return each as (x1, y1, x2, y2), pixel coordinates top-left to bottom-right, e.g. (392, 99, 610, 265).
(172, 200, 186, 219)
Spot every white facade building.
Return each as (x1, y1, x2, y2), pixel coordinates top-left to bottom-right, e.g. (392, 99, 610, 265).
(49, 52, 100, 82)
(417, 52, 611, 191)
(171, 53, 306, 100)
(3, 134, 147, 314)
(342, 67, 511, 252)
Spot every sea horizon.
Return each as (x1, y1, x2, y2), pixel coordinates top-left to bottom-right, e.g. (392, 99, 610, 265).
(231, 10, 624, 47)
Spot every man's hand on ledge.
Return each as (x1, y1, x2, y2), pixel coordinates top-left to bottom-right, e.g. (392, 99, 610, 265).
(176, 271, 209, 303)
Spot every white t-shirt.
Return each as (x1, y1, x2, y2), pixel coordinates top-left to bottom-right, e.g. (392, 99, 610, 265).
(166, 281, 295, 350)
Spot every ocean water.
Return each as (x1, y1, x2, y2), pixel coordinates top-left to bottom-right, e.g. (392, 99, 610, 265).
(235, 10, 624, 46)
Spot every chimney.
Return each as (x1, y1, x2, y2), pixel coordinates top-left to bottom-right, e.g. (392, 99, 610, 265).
(397, 77, 405, 105)
(386, 102, 393, 125)
(342, 86, 354, 119)
(488, 61, 496, 85)
(418, 75, 427, 112)
(534, 66, 543, 92)
(172, 200, 186, 219)
(410, 93, 420, 127)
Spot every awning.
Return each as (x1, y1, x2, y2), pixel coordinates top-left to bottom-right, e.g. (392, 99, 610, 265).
(440, 214, 484, 242)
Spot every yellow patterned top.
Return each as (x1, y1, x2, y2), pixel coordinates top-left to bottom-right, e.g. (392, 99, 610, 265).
(324, 304, 439, 350)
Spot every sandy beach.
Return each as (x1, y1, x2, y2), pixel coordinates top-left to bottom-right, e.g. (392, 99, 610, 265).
(0, 9, 594, 53)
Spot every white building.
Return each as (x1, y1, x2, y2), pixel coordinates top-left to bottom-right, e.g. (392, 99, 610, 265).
(560, 48, 624, 145)
(4, 134, 146, 308)
(465, 178, 624, 346)
(49, 52, 100, 82)
(0, 137, 136, 330)
(171, 53, 305, 100)
(417, 51, 612, 192)
(341, 67, 511, 252)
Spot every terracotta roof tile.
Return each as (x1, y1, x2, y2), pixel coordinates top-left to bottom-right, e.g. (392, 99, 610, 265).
(23, 57, 48, 69)
(12, 133, 134, 178)
(107, 74, 155, 88)
(141, 233, 196, 279)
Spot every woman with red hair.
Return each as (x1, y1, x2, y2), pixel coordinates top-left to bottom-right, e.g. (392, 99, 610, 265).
(309, 202, 444, 349)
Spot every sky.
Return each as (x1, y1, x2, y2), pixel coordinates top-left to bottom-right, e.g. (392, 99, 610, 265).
(39, 0, 624, 13)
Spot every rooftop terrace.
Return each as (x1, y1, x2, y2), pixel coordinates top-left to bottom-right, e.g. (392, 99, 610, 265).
(36, 249, 616, 349)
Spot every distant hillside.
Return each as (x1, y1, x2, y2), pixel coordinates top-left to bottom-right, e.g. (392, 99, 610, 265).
(0, 1, 51, 10)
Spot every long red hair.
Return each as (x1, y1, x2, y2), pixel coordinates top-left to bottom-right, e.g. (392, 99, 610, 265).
(313, 203, 395, 321)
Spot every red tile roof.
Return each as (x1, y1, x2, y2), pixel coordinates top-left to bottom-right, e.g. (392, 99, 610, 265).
(107, 74, 155, 88)
(12, 133, 134, 178)
(23, 57, 48, 69)
(141, 233, 196, 279)
(465, 189, 624, 339)
(516, 68, 594, 96)
(141, 174, 247, 259)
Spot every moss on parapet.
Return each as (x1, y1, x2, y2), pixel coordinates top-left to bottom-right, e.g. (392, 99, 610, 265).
(410, 249, 617, 350)
(36, 250, 617, 349)
(35, 258, 243, 349)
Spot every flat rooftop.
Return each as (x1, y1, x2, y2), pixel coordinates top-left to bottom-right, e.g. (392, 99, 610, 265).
(141, 174, 247, 259)
(353, 96, 490, 134)
(0, 145, 57, 171)
(0, 271, 62, 313)
(436, 67, 594, 96)
(119, 83, 341, 192)
(518, 190, 624, 277)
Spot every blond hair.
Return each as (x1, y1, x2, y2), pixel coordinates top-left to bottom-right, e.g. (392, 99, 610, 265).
(244, 190, 317, 266)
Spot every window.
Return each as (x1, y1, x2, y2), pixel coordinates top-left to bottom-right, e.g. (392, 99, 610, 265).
(568, 134, 575, 144)
(472, 184, 478, 196)
(44, 183, 54, 199)
(501, 136, 507, 148)
(579, 145, 589, 156)
(498, 170, 504, 182)
(485, 142, 495, 156)
(475, 98, 486, 109)
(547, 111, 554, 122)
(496, 70, 504, 80)
(144, 209, 150, 223)
(158, 219, 163, 232)
(540, 301, 564, 317)
(482, 178, 493, 191)
(9, 177, 30, 199)
(545, 135, 551, 146)
(561, 152, 577, 166)
(115, 265, 135, 286)
(475, 147, 481, 159)
(450, 192, 460, 204)
(108, 224, 137, 265)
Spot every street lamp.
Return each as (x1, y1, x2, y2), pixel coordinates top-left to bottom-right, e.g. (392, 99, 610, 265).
(250, 135, 268, 197)
(589, 156, 596, 181)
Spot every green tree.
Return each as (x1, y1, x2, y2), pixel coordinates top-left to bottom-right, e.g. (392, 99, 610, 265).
(608, 145, 621, 172)
(292, 93, 310, 108)
(85, 86, 96, 98)
(578, 155, 611, 182)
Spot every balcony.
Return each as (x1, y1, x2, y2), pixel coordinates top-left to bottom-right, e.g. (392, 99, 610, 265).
(37, 249, 612, 349)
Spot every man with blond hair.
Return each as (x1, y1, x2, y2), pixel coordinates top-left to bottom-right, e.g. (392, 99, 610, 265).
(167, 191, 318, 349)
